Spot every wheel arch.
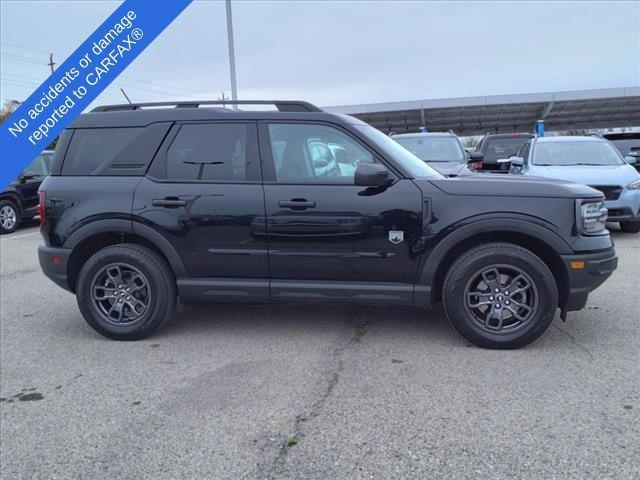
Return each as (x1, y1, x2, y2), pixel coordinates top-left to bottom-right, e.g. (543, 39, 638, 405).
(417, 218, 571, 308)
(64, 220, 186, 292)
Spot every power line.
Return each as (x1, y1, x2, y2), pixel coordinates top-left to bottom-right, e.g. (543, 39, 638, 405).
(0, 42, 52, 55)
(1, 52, 45, 65)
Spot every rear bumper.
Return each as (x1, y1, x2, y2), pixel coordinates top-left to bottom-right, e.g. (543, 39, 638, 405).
(561, 248, 618, 311)
(38, 245, 73, 292)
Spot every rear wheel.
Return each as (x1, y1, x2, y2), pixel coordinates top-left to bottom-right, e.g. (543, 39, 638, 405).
(76, 244, 176, 340)
(620, 221, 640, 233)
(443, 243, 557, 349)
(0, 200, 20, 234)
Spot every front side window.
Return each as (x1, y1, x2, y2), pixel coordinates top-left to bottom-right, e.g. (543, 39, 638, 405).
(354, 125, 441, 178)
(166, 123, 249, 181)
(532, 141, 625, 166)
(267, 123, 376, 184)
(394, 136, 465, 162)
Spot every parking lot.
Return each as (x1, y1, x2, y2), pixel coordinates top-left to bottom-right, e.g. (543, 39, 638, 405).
(0, 224, 638, 479)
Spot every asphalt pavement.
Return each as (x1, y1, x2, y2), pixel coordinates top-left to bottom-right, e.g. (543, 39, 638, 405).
(1, 224, 638, 479)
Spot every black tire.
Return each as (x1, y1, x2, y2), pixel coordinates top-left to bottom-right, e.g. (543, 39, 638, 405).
(620, 222, 640, 233)
(442, 243, 557, 349)
(0, 199, 20, 234)
(76, 244, 176, 340)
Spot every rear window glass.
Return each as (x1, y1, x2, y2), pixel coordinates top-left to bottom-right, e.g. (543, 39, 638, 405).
(482, 137, 531, 162)
(166, 123, 249, 181)
(62, 128, 142, 175)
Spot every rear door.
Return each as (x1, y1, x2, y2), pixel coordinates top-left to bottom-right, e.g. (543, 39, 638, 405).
(133, 121, 269, 301)
(259, 121, 424, 304)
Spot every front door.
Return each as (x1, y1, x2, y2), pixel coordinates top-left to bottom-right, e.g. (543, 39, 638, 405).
(133, 121, 269, 301)
(259, 122, 424, 304)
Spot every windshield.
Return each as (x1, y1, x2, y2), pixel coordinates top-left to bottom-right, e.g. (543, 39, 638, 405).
(354, 125, 443, 178)
(482, 137, 530, 162)
(393, 136, 465, 162)
(23, 153, 52, 176)
(532, 141, 625, 166)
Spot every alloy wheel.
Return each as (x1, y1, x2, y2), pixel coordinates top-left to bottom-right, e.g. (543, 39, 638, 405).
(0, 205, 17, 231)
(91, 263, 151, 325)
(464, 264, 539, 334)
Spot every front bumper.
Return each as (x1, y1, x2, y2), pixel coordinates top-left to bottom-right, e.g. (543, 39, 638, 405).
(38, 245, 73, 292)
(605, 189, 640, 222)
(560, 247, 618, 312)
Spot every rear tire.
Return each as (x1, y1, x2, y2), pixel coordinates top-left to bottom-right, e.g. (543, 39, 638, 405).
(442, 243, 557, 349)
(0, 200, 20, 234)
(76, 244, 176, 340)
(620, 222, 640, 233)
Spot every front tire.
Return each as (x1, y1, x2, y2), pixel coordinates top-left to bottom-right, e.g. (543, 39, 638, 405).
(0, 200, 20, 234)
(76, 244, 176, 340)
(443, 243, 557, 349)
(620, 221, 640, 233)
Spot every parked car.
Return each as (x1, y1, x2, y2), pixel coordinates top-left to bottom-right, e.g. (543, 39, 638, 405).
(392, 132, 482, 176)
(0, 150, 53, 234)
(602, 132, 640, 172)
(503, 136, 640, 233)
(38, 100, 617, 349)
(476, 133, 535, 171)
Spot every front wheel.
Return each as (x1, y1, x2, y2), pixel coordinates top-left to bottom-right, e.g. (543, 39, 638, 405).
(76, 244, 176, 340)
(443, 243, 558, 349)
(620, 221, 640, 233)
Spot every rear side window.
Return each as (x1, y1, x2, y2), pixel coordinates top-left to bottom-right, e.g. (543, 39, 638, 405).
(165, 123, 251, 182)
(482, 137, 531, 162)
(62, 128, 142, 175)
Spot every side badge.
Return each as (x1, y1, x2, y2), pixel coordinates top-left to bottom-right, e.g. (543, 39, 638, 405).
(389, 230, 404, 244)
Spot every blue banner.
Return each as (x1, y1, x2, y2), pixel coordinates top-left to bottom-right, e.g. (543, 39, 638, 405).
(0, 0, 193, 190)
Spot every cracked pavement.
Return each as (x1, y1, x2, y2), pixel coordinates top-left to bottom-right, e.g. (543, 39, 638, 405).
(1, 225, 639, 479)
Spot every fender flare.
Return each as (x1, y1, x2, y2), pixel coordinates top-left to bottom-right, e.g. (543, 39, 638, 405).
(64, 218, 187, 277)
(416, 216, 572, 300)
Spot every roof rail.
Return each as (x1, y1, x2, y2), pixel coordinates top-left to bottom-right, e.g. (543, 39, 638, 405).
(91, 100, 322, 113)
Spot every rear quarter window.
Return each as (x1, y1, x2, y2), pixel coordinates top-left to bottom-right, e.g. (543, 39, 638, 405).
(62, 128, 143, 175)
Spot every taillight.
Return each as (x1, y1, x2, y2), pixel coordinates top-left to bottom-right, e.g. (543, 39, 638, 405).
(37, 191, 46, 228)
(472, 161, 483, 170)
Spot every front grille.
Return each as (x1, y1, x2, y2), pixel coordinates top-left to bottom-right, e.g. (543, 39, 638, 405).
(589, 185, 623, 201)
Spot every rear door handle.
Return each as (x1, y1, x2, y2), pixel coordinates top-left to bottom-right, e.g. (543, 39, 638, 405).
(152, 197, 188, 208)
(279, 199, 316, 210)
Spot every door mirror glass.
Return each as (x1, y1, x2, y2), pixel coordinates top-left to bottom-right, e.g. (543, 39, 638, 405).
(467, 151, 483, 163)
(625, 155, 638, 165)
(354, 163, 393, 187)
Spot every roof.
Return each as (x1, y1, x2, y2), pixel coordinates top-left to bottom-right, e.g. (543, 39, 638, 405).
(391, 132, 455, 138)
(535, 136, 604, 143)
(324, 87, 640, 136)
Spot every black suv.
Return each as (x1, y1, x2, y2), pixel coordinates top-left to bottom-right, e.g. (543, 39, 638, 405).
(38, 101, 617, 349)
(476, 133, 535, 171)
(1, 151, 53, 234)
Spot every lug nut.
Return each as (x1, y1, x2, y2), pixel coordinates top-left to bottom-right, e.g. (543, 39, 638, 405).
(496, 304, 501, 308)
(505, 291, 510, 296)
(495, 288, 499, 293)
(506, 301, 510, 305)
(489, 296, 494, 301)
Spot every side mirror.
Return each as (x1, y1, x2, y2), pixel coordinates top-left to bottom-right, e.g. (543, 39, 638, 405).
(625, 155, 638, 165)
(498, 156, 524, 167)
(467, 151, 483, 163)
(354, 163, 393, 187)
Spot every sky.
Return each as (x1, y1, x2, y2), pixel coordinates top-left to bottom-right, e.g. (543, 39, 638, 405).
(1, 0, 639, 109)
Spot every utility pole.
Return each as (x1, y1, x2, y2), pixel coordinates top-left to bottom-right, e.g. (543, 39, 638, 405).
(225, 0, 238, 108)
(48, 53, 56, 74)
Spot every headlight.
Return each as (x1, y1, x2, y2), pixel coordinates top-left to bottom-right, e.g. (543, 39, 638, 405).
(627, 179, 640, 190)
(578, 200, 608, 235)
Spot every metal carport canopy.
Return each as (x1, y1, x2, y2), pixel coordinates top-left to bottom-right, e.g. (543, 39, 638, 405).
(323, 86, 640, 136)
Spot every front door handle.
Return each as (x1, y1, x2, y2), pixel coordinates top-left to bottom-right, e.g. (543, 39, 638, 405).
(279, 199, 316, 210)
(152, 197, 188, 208)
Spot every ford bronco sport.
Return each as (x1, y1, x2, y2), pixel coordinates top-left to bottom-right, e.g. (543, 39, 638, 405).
(37, 100, 617, 349)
